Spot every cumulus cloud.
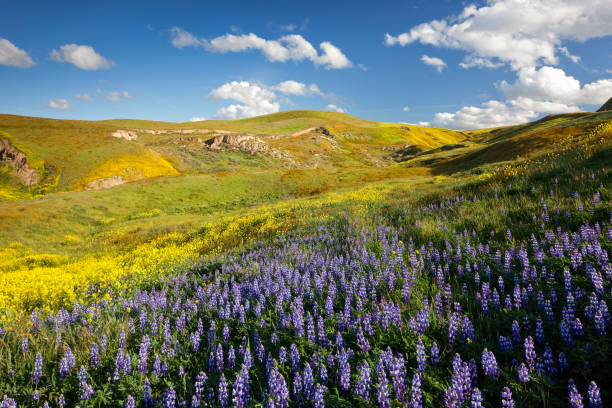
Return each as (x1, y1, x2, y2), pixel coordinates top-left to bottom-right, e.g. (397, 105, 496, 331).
(210, 81, 280, 119)
(430, 66, 612, 129)
(402, 107, 410, 112)
(0, 38, 35, 68)
(418, 121, 431, 127)
(46, 98, 71, 110)
(209, 80, 326, 119)
(170, 27, 352, 69)
(75, 93, 93, 101)
(432, 98, 580, 130)
(325, 104, 346, 113)
(421, 55, 446, 72)
(50, 44, 113, 70)
(272, 80, 322, 95)
(497, 66, 612, 106)
(107, 90, 132, 102)
(385, 0, 612, 70)
(189, 116, 206, 122)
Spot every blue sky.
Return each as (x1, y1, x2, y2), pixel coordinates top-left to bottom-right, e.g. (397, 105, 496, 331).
(1, 0, 611, 129)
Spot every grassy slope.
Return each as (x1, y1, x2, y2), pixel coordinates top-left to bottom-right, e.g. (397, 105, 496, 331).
(0, 109, 610, 265)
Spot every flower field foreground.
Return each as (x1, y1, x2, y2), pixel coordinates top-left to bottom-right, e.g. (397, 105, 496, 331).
(0, 140, 610, 407)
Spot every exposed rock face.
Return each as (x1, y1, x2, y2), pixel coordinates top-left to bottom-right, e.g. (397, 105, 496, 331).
(316, 127, 333, 137)
(597, 97, 612, 112)
(84, 175, 126, 190)
(204, 134, 293, 162)
(0, 138, 40, 186)
(111, 130, 138, 140)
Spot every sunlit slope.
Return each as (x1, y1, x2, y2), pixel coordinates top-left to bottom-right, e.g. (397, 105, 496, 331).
(0, 114, 178, 193)
(1, 111, 466, 197)
(400, 111, 612, 173)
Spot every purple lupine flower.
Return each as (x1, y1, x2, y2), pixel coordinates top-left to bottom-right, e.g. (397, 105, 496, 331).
(376, 358, 390, 408)
(58, 394, 65, 408)
(232, 364, 250, 408)
(314, 384, 326, 408)
(415, 338, 427, 374)
(1, 396, 17, 408)
(268, 366, 289, 408)
(471, 388, 483, 408)
(216, 344, 224, 371)
(218, 374, 229, 408)
(410, 373, 423, 408)
(303, 362, 315, 400)
(511, 321, 521, 345)
(501, 387, 514, 408)
(594, 309, 606, 336)
(143, 378, 154, 407)
(587, 381, 603, 408)
(356, 326, 370, 353)
(481, 349, 499, 380)
(524, 336, 536, 370)
(535, 318, 544, 344)
(228, 345, 236, 369)
(20, 336, 28, 353)
(568, 381, 584, 408)
(59, 347, 75, 379)
(163, 388, 176, 408)
(355, 361, 370, 400)
(518, 363, 529, 383)
(389, 355, 406, 402)
(339, 352, 351, 393)
(33, 352, 43, 384)
(190, 332, 200, 353)
(90, 342, 100, 368)
(430, 342, 439, 364)
(138, 335, 150, 374)
(125, 395, 135, 408)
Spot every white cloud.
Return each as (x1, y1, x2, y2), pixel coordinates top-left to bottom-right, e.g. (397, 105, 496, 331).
(107, 90, 132, 102)
(402, 107, 410, 112)
(209, 80, 329, 119)
(385, 0, 612, 70)
(0, 38, 35, 68)
(325, 104, 346, 113)
(459, 56, 504, 69)
(50, 44, 113, 70)
(498, 66, 612, 106)
(418, 121, 430, 127)
(189, 116, 206, 122)
(75, 93, 93, 101)
(46, 98, 71, 110)
(210, 81, 280, 119)
(273, 80, 322, 95)
(432, 98, 579, 130)
(559, 46, 581, 63)
(357, 63, 368, 71)
(170, 27, 352, 69)
(169, 27, 207, 48)
(421, 55, 446, 72)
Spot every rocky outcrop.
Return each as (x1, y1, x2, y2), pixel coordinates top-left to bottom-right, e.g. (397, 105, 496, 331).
(597, 97, 612, 112)
(0, 138, 40, 186)
(111, 130, 138, 140)
(204, 134, 293, 162)
(84, 175, 126, 190)
(316, 127, 333, 137)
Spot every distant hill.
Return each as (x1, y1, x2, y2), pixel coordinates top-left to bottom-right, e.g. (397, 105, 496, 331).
(598, 96, 612, 112)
